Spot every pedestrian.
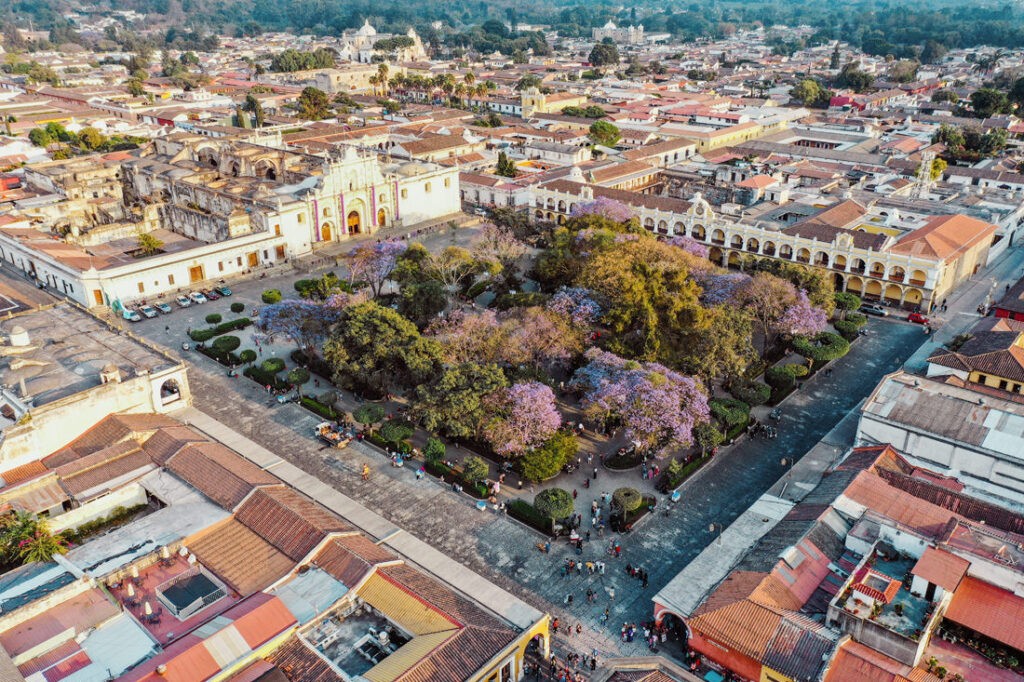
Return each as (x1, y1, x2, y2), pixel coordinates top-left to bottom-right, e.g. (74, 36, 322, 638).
(572, 488, 578, 500)
(564, 593, 573, 606)
(593, 467, 598, 480)
(575, 623, 582, 635)
(361, 464, 370, 481)
(552, 618, 560, 633)
(164, 325, 170, 332)
(608, 587, 615, 601)
(600, 608, 609, 623)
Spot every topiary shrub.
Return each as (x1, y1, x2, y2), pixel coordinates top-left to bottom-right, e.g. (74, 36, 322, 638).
(612, 487, 643, 514)
(834, 292, 861, 316)
(710, 398, 750, 428)
(212, 335, 241, 353)
(730, 381, 770, 406)
(189, 328, 217, 342)
(834, 320, 860, 341)
(261, 357, 285, 373)
(534, 488, 574, 521)
(846, 312, 867, 328)
(239, 349, 257, 364)
(230, 302, 245, 314)
(792, 332, 850, 364)
(461, 456, 489, 485)
(493, 292, 550, 310)
(262, 289, 282, 304)
(287, 367, 311, 386)
(521, 431, 578, 482)
(379, 421, 414, 447)
(205, 313, 222, 324)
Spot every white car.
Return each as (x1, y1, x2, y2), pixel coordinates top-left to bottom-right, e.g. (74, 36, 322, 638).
(122, 308, 142, 322)
(189, 291, 208, 304)
(139, 305, 158, 319)
(175, 295, 192, 308)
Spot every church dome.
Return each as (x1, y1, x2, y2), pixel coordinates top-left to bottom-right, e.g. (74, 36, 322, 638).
(356, 20, 377, 37)
(603, 21, 617, 29)
(396, 161, 429, 177)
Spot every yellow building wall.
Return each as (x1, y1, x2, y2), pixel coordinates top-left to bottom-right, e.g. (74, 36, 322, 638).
(760, 666, 795, 682)
(468, 616, 551, 682)
(968, 371, 1024, 394)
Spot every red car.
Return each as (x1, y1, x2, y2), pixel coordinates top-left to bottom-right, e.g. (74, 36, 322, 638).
(907, 312, 930, 325)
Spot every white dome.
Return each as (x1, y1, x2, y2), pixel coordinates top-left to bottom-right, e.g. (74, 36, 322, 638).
(603, 21, 617, 29)
(356, 20, 377, 37)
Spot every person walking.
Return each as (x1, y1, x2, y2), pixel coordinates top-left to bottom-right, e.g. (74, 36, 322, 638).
(361, 464, 370, 481)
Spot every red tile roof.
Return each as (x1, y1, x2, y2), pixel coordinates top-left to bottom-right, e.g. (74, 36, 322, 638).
(945, 577, 1024, 651)
(0, 461, 47, 488)
(228, 593, 297, 648)
(267, 637, 342, 682)
(891, 214, 997, 261)
(167, 442, 278, 510)
(911, 548, 968, 592)
(187, 519, 295, 595)
(235, 486, 352, 562)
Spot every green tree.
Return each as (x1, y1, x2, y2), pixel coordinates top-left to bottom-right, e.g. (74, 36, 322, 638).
(612, 487, 643, 514)
(694, 422, 724, 455)
(588, 38, 620, 67)
(588, 119, 620, 147)
(413, 362, 507, 438)
(789, 79, 822, 106)
(324, 302, 442, 394)
(296, 86, 330, 120)
(833, 292, 862, 318)
(244, 93, 265, 127)
(969, 88, 1009, 118)
(424, 436, 446, 461)
(136, 231, 164, 256)
(920, 40, 947, 64)
(521, 431, 578, 482)
(353, 403, 385, 427)
(495, 151, 517, 177)
(931, 89, 958, 104)
(126, 78, 145, 96)
(1009, 77, 1024, 107)
(829, 44, 841, 69)
(533, 488, 574, 521)
(28, 127, 53, 147)
(287, 367, 311, 393)
(835, 63, 873, 92)
(461, 455, 489, 484)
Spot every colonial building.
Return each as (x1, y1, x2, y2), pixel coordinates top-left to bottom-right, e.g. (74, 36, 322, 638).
(592, 21, 645, 45)
(531, 176, 998, 312)
(334, 21, 428, 64)
(0, 131, 459, 309)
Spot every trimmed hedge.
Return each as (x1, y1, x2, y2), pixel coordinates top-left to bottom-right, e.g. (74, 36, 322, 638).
(188, 317, 252, 341)
(212, 335, 241, 353)
(244, 365, 289, 390)
(239, 349, 257, 364)
(730, 381, 770, 406)
(230, 302, 245, 314)
(493, 292, 550, 310)
(710, 398, 750, 428)
(612, 487, 643, 513)
(765, 364, 809, 391)
(299, 395, 339, 420)
(197, 344, 242, 366)
(834, 320, 860, 341)
(846, 312, 867, 327)
(288, 367, 311, 385)
(508, 499, 554, 535)
(261, 289, 282, 304)
(205, 313, 222, 324)
(792, 332, 850, 364)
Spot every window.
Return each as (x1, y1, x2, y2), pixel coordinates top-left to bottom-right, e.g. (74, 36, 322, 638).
(999, 380, 1008, 390)
(323, 207, 331, 217)
(137, 282, 145, 293)
(401, 189, 408, 199)
(237, 257, 243, 266)
(444, 177, 450, 188)
(1014, 384, 1022, 393)
(218, 261, 224, 272)
(168, 274, 175, 285)
(297, 213, 305, 224)
(425, 182, 432, 193)
(977, 374, 988, 384)
(263, 250, 269, 260)
(274, 224, 281, 236)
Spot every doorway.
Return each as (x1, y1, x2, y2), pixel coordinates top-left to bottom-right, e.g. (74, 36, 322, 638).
(322, 223, 333, 241)
(188, 265, 204, 283)
(377, 208, 386, 227)
(347, 211, 361, 234)
(247, 252, 258, 267)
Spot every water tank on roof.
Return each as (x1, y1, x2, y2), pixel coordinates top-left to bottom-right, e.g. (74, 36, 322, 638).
(8, 326, 28, 347)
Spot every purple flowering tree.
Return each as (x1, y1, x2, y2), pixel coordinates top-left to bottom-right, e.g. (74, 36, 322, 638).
(485, 382, 562, 457)
(258, 299, 346, 352)
(345, 240, 408, 298)
(667, 235, 710, 259)
(571, 348, 710, 454)
(570, 196, 634, 223)
(779, 289, 829, 337)
(547, 287, 602, 327)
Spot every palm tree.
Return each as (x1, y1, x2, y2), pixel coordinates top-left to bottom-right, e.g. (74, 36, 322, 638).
(20, 528, 67, 563)
(376, 63, 390, 96)
(464, 70, 476, 89)
(0, 511, 65, 566)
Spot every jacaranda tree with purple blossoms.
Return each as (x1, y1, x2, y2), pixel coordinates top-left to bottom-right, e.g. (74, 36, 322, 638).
(779, 289, 829, 337)
(694, 272, 751, 306)
(485, 382, 562, 457)
(667, 235, 709, 259)
(258, 298, 347, 352)
(345, 240, 407, 298)
(547, 287, 602, 327)
(572, 348, 710, 454)
(570, 196, 634, 224)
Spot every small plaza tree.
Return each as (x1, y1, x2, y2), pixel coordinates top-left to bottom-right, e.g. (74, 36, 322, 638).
(534, 488, 574, 523)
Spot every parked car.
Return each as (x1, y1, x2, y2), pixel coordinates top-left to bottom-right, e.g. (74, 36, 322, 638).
(139, 305, 158, 319)
(214, 285, 232, 297)
(189, 291, 208, 304)
(122, 308, 142, 322)
(155, 302, 173, 314)
(203, 289, 220, 301)
(175, 295, 192, 308)
(908, 312, 930, 325)
(860, 304, 887, 317)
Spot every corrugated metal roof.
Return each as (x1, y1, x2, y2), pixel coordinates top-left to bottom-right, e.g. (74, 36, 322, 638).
(358, 573, 459, 636)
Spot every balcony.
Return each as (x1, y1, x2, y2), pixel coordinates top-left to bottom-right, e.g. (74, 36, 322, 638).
(889, 274, 905, 283)
(711, 239, 725, 246)
(762, 248, 776, 256)
(796, 256, 810, 264)
(908, 279, 926, 287)
(850, 266, 866, 274)
(746, 246, 759, 253)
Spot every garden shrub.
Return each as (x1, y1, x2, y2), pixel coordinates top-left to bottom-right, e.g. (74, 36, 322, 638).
(710, 398, 750, 428)
(205, 313, 222, 324)
(188, 317, 252, 341)
(189, 328, 216, 342)
(290, 349, 332, 378)
(230, 302, 245, 314)
(534, 488, 574, 521)
(354, 404, 385, 426)
(461, 456, 489, 484)
(379, 421, 414, 447)
(730, 381, 770, 406)
(239, 349, 257, 364)
(834, 292, 861, 314)
(261, 289, 282, 304)
(493, 292, 550, 310)
(792, 332, 850, 364)
(846, 312, 867, 327)
(465, 281, 489, 299)
(507, 499, 553, 534)
(765, 364, 808, 391)
(300, 395, 338, 420)
(244, 365, 289, 390)
(261, 357, 285, 373)
(834, 320, 859, 341)
(612, 487, 643, 514)
(287, 367, 311, 386)
(212, 335, 241, 353)
(424, 437, 446, 462)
